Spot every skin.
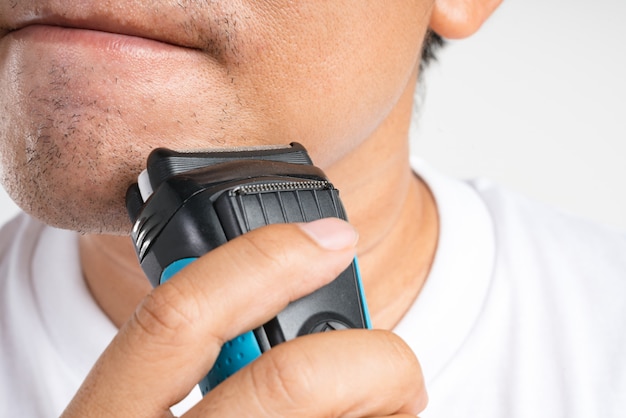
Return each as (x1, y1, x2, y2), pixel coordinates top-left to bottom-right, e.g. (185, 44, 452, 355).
(0, 0, 500, 416)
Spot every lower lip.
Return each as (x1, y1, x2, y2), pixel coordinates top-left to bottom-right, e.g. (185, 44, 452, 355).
(4, 24, 190, 58)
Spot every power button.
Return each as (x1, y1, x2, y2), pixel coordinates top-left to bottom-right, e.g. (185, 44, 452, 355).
(310, 320, 350, 333)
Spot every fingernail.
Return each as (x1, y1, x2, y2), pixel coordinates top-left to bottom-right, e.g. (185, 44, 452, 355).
(298, 218, 358, 250)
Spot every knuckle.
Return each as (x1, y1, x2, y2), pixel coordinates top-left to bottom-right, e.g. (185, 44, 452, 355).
(131, 284, 198, 342)
(377, 330, 428, 412)
(246, 346, 315, 413)
(380, 330, 421, 373)
(236, 229, 295, 273)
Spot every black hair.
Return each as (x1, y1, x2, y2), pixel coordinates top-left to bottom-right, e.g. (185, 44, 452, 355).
(420, 31, 445, 70)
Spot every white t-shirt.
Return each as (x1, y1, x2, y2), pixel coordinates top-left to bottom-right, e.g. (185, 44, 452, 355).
(403, 159, 626, 417)
(1, 161, 625, 417)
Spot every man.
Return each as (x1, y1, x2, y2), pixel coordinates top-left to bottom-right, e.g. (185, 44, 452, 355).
(1, 1, 625, 417)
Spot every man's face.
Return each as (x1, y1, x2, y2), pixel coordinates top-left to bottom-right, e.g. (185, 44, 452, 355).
(0, 1, 432, 234)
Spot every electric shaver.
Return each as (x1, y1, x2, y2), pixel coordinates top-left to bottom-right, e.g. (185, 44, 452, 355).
(126, 142, 371, 395)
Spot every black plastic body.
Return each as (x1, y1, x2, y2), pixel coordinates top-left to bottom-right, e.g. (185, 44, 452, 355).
(126, 143, 369, 391)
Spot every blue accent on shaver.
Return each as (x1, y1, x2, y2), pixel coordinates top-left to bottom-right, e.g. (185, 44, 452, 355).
(353, 257, 372, 329)
(200, 330, 262, 395)
(160, 257, 197, 284)
(160, 258, 263, 395)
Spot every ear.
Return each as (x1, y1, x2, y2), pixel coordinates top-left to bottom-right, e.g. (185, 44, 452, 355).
(429, 0, 503, 39)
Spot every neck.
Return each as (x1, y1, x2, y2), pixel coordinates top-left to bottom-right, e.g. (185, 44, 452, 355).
(79, 69, 438, 330)
(79, 233, 151, 328)
(324, 69, 438, 329)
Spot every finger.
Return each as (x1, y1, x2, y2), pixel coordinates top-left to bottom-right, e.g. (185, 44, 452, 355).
(62, 218, 358, 417)
(370, 415, 420, 418)
(190, 330, 427, 418)
(370, 414, 419, 418)
(370, 415, 421, 418)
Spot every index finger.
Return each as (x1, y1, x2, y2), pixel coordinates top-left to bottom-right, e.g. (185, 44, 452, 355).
(62, 218, 358, 417)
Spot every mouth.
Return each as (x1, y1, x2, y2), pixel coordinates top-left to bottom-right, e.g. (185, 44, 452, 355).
(0, 2, 249, 63)
(0, 10, 207, 51)
(5, 25, 201, 59)
(0, 0, 219, 50)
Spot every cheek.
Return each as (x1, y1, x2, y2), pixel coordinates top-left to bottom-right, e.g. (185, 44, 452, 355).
(0, 59, 143, 234)
(238, 1, 429, 167)
(0, 34, 241, 233)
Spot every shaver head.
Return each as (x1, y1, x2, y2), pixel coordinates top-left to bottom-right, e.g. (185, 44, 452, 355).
(126, 142, 316, 222)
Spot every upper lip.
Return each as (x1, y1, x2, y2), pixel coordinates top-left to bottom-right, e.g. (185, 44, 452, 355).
(0, 4, 212, 51)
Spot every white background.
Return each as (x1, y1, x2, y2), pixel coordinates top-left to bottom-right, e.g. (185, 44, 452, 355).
(412, 0, 626, 232)
(1, 0, 625, 231)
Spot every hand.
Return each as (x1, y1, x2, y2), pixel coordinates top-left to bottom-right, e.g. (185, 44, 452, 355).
(62, 218, 427, 417)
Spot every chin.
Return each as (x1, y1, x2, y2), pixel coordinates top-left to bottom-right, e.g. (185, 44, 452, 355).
(56, 207, 132, 236)
(12, 186, 135, 235)
(2, 152, 141, 236)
